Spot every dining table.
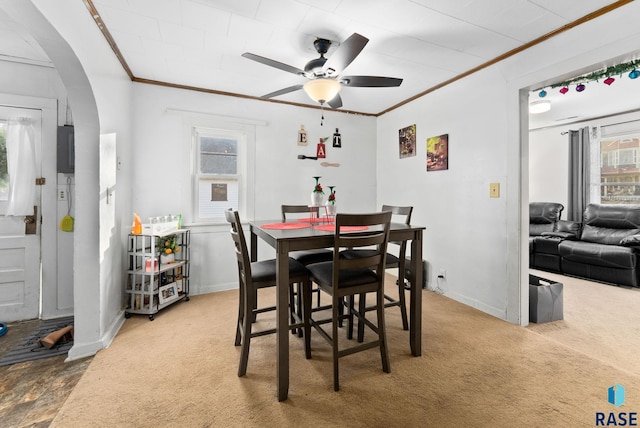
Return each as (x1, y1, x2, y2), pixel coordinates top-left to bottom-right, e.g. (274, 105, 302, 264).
(249, 218, 425, 401)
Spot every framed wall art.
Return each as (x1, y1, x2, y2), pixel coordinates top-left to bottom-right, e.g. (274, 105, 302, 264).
(399, 124, 416, 158)
(426, 134, 448, 171)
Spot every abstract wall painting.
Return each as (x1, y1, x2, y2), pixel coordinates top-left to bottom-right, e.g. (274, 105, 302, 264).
(426, 134, 448, 171)
(399, 124, 416, 158)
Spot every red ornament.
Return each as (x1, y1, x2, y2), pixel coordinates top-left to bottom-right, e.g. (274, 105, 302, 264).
(604, 77, 615, 85)
(559, 87, 569, 94)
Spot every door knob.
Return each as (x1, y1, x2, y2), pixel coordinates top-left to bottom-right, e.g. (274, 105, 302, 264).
(24, 206, 37, 234)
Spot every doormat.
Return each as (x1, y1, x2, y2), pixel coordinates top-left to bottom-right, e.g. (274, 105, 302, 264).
(0, 316, 74, 367)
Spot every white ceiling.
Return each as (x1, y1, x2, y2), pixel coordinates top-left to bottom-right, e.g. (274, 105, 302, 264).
(1, 0, 638, 128)
(0, 6, 51, 66)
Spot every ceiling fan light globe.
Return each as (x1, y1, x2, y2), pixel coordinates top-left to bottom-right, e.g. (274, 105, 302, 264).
(304, 79, 341, 104)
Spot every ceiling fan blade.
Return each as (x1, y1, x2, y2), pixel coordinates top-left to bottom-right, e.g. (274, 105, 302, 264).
(340, 75, 403, 87)
(261, 84, 304, 99)
(242, 52, 305, 76)
(327, 93, 343, 109)
(323, 33, 369, 74)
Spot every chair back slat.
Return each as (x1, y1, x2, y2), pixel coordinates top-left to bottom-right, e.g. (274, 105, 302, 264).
(225, 209, 252, 288)
(381, 205, 413, 252)
(282, 204, 320, 222)
(381, 205, 413, 225)
(333, 212, 392, 286)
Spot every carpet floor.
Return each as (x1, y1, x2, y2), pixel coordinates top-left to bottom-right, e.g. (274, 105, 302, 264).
(50, 273, 640, 427)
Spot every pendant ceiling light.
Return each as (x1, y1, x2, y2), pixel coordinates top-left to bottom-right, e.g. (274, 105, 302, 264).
(303, 78, 341, 104)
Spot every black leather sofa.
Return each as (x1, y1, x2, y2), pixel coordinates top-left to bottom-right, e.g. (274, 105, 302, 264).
(530, 202, 640, 287)
(529, 202, 564, 270)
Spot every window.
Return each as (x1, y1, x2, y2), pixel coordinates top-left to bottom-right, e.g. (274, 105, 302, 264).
(599, 135, 640, 204)
(193, 127, 248, 222)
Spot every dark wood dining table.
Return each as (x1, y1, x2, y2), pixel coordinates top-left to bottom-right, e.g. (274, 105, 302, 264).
(249, 219, 425, 401)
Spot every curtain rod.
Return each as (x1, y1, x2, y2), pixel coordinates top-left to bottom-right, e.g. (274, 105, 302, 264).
(165, 108, 268, 126)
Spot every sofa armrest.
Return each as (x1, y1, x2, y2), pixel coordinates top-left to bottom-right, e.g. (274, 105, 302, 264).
(541, 231, 577, 240)
(620, 234, 640, 247)
(555, 220, 581, 239)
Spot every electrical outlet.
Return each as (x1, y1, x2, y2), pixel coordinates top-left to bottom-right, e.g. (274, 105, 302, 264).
(58, 187, 67, 201)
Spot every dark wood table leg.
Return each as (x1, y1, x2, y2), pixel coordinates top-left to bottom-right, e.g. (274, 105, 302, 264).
(250, 228, 258, 262)
(276, 240, 290, 401)
(410, 230, 423, 356)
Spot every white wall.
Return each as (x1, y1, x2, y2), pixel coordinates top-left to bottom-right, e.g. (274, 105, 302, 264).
(377, 67, 511, 319)
(377, 1, 640, 325)
(131, 83, 377, 294)
(40, 0, 134, 358)
(529, 127, 569, 208)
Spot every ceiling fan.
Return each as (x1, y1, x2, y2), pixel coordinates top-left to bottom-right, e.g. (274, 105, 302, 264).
(242, 33, 403, 109)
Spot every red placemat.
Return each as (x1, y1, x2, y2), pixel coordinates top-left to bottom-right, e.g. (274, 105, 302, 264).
(261, 222, 312, 230)
(314, 224, 369, 232)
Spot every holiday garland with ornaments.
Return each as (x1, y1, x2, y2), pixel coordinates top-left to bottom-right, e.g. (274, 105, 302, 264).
(534, 59, 639, 98)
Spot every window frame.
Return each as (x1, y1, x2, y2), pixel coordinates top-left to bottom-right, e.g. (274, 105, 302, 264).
(187, 120, 255, 225)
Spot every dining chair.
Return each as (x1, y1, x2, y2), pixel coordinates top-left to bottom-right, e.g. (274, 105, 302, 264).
(281, 204, 334, 266)
(225, 209, 312, 377)
(281, 204, 335, 328)
(305, 211, 392, 391)
(341, 205, 413, 334)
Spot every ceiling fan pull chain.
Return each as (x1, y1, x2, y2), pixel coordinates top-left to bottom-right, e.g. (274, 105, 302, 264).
(320, 104, 325, 126)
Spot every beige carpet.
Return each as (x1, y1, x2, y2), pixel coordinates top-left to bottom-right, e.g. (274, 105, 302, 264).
(528, 269, 640, 378)
(52, 274, 640, 427)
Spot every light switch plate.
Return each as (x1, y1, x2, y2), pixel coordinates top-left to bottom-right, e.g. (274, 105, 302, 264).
(490, 183, 500, 198)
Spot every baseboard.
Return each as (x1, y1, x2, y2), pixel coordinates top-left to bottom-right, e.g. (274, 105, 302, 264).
(447, 291, 507, 320)
(65, 310, 126, 361)
(191, 281, 237, 295)
(66, 340, 104, 361)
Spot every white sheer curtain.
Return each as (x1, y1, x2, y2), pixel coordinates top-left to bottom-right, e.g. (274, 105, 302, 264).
(6, 117, 36, 216)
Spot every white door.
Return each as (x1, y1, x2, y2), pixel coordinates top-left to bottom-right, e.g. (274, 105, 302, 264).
(0, 105, 42, 322)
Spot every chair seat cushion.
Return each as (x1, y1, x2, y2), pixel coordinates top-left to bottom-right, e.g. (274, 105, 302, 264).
(290, 249, 333, 265)
(251, 258, 308, 283)
(306, 261, 377, 290)
(340, 249, 400, 266)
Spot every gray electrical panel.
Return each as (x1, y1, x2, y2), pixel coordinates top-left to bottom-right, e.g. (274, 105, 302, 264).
(57, 125, 75, 173)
